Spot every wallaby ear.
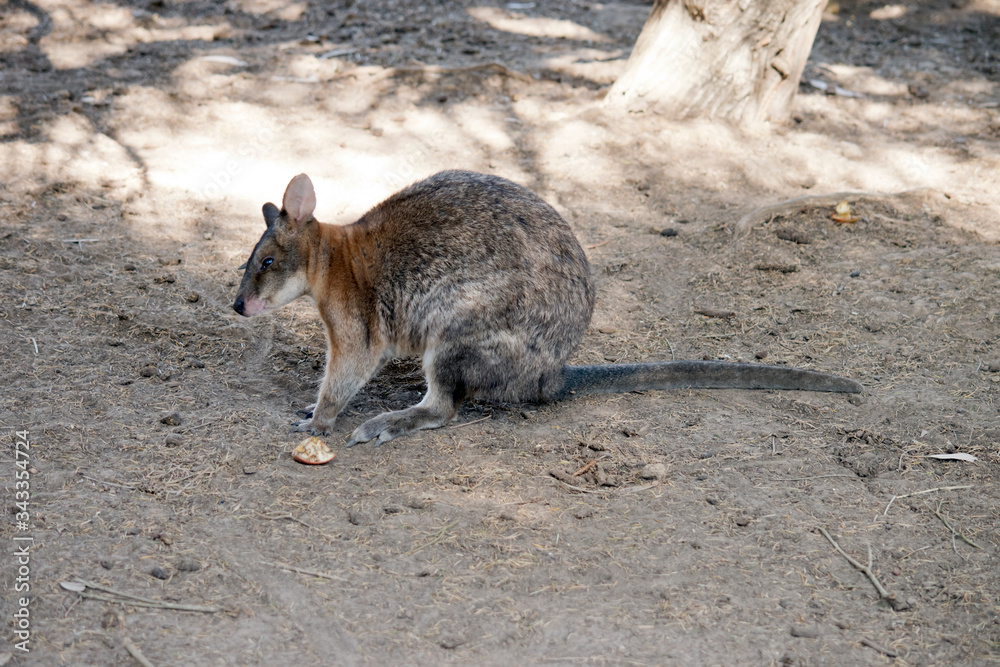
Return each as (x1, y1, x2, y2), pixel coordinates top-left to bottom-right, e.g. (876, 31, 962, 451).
(282, 174, 317, 226)
(262, 202, 280, 229)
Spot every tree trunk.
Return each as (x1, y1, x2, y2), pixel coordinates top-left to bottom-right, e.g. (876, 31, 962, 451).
(605, 0, 827, 125)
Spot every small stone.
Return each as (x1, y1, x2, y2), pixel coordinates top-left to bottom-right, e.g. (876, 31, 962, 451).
(100, 559, 114, 570)
(404, 495, 428, 510)
(188, 358, 205, 369)
(164, 435, 183, 447)
(122, 263, 137, 272)
(140, 366, 158, 378)
(150, 566, 170, 580)
(185, 291, 200, 303)
(160, 412, 182, 426)
(573, 507, 594, 519)
(639, 463, 668, 480)
(242, 466, 257, 475)
(177, 559, 201, 572)
(790, 625, 821, 639)
(660, 227, 678, 237)
(735, 516, 752, 527)
(154, 274, 176, 284)
(439, 634, 465, 650)
(850, 270, 861, 278)
(597, 325, 617, 334)
(754, 350, 769, 360)
(157, 533, 173, 546)
(203, 232, 213, 240)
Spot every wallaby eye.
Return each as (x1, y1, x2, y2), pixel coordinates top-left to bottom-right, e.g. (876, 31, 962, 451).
(260, 257, 274, 271)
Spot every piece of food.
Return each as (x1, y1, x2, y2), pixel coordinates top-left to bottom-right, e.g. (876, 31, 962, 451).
(831, 200, 858, 224)
(291, 436, 336, 465)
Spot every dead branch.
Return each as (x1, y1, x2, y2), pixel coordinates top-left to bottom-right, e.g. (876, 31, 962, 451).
(123, 638, 155, 667)
(818, 528, 906, 610)
(927, 500, 983, 551)
(262, 561, 350, 582)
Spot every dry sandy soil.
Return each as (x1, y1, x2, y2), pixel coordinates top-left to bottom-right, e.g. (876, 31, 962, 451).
(2, 0, 1000, 664)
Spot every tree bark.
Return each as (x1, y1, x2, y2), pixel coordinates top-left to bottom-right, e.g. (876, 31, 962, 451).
(605, 0, 827, 125)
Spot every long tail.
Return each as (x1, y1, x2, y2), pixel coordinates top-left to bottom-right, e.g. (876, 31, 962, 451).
(554, 361, 862, 399)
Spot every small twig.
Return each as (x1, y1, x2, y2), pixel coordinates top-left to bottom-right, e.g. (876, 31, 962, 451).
(258, 512, 339, 542)
(80, 591, 221, 613)
(927, 500, 982, 550)
(883, 485, 973, 515)
(74, 580, 222, 613)
(62, 238, 101, 244)
(79, 473, 136, 491)
(450, 414, 493, 430)
(818, 528, 891, 600)
(123, 637, 156, 667)
(389, 61, 533, 83)
(585, 239, 612, 250)
(407, 521, 459, 555)
(549, 476, 603, 495)
(262, 561, 349, 582)
(621, 482, 662, 494)
(571, 460, 597, 477)
(859, 637, 898, 658)
(782, 474, 860, 482)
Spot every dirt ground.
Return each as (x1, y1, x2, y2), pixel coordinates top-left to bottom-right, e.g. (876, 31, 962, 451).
(2, 0, 999, 664)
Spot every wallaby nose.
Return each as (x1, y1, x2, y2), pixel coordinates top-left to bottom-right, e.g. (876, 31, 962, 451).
(233, 297, 245, 315)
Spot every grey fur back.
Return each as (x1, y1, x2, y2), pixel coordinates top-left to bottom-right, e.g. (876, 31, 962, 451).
(360, 171, 595, 402)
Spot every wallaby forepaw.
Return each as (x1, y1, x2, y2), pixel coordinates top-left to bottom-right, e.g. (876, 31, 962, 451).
(293, 418, 332, 436)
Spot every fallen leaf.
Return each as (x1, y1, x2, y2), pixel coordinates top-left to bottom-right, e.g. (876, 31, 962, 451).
(925, 453, 978, 463)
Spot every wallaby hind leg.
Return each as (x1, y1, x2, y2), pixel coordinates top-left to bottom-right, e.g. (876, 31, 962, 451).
(346, 346, 473, 446)
(346, 383, 461, 447)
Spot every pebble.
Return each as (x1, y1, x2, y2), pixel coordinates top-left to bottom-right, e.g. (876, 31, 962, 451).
(160, 412, 183, 426)
(150, 566, 170, 580)
(639, 463, 668, 480)
(164, 435, 183, 447)
(177, 559, 201, 572)
(185, 291, 200, 303)
(140, 366, 158, 378)
(790, 625, 821, 639)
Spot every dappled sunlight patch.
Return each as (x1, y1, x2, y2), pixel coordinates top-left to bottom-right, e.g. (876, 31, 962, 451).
(468, 6, 609, 42)
(820, 65, 910, 97)
(37, 0, 230, 69)
(227, 0, 307, 21)
(449, 104, 516, 152)
(542, 48, 627, 85)
(0, 9, 38, 53)
(0, 113, 142, 195)
(869, 4, 908, 20)
(535, 118, 620, 191)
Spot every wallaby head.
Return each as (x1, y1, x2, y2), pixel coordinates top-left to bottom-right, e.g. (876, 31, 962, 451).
(233, 174, 317, 317)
